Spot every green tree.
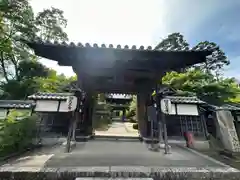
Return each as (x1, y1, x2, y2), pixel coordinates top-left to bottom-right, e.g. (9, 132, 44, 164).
(192, 41, 229, 77)
(155, 33, 190, 73)
(35, 7, 68, 41)
(154, 32, 238, 105)
(155, 33, 189, 51)
(0, 0, 71, 99)
(0, 60, 50, 99)
(0, 0, 68, 82)
(35, 71, 76, 93)
(162, 70, 240, 105)
(18, 60, 49, 80)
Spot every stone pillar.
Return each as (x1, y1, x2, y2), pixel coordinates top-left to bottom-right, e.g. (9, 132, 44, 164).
(215, 110, 240, 152)
(137, 94, 148, 138)
(71, 113, 77, 141)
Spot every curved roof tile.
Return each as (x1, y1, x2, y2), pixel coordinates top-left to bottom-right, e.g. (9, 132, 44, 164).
(28, 92, 74, 100)
(21, 38, 214, 52)
(0, 100, 35, 109)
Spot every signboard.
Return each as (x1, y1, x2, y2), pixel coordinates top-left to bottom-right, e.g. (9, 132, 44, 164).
(160, 98, 172, 114)
(34, 96, 77, 112)
(67, 96, 74, 110)
(66, 96, 77, 111)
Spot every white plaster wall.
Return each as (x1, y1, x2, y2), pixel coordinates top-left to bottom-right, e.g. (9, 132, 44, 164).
(169, 104, 176, 115)
(34, 100, 59, 112)
(34, 96, 77, 112)
(177, 104, 198, 116)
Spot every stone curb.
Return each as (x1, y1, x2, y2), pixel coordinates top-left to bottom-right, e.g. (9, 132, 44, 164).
(94, 135, 140, 140)
(175, 144, 234, 168)
(0, 166, 239, 179)
(0, 144, 42, 163)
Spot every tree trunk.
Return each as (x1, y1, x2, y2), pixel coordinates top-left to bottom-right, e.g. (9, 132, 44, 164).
(0, 52, 9, 82)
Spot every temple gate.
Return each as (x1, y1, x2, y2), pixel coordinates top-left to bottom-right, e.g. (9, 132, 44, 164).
(22, 38, 213, 152)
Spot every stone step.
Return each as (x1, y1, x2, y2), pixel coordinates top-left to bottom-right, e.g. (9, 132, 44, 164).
(1, 167, 239, 180)
(93, 135, 141, 141)
(76, 178, 153, 180)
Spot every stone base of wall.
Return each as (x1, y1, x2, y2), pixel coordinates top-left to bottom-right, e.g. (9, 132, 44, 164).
(193, 140, 210, 150)
(0, 167, 239, 180)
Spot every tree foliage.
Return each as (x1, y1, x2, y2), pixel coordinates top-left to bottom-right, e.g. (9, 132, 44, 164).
(155, 33, 189, 50)
(163, 70, 240, 105)
(0, 0, 74, 99)
(158, 33, 239, 105)
(192, 41, 229, 76)
(0, 109, 37, 157)
(0, 0, 68, 81)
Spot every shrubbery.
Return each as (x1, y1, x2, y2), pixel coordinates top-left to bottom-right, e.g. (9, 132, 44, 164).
(132, 123, 138, 130)
(0, 110, 37, 157)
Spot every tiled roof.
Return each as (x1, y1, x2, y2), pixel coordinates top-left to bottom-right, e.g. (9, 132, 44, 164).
(105, 93, 132, 100)
(21, 38, 214, 52)
(28, 92, 74, 100)
(165, 96, 205, 104)
(0, 100, 35, 109)
(209, 104, 240, 111)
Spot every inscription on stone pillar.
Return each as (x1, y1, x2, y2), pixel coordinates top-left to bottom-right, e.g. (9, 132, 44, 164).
(216, 110, 240, 152)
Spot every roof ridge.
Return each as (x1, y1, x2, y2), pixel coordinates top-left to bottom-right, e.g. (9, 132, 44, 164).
(0, 100, 34, 103)
(21, 38, 214, 52)
(166, 95, 199, 98)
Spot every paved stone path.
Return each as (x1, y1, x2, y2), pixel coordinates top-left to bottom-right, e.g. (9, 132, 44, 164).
(0, 140, 231, 169)
(43, 141, 229, 168)
(0, 144, 61, 170)
(1, 140, 240, 179)
(95, 122, 139, 137)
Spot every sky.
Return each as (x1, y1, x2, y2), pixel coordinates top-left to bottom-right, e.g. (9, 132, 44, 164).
(30, 0, 240, 78)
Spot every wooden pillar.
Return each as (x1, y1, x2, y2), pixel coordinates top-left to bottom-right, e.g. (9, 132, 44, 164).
(84, 92, 94, 136)
(65, 112, 74, 153)
(71, 112, 79, 141)
(137, 94, 148, 138)
(122, 109, 126, 122)
(88, 99, 94, 135)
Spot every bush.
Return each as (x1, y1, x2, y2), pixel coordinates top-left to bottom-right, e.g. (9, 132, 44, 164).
(132, 123, 138, 130)
(0, 110, 37, 157)
(126, 110, 136, 118)
(129, 118, 137, 123)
